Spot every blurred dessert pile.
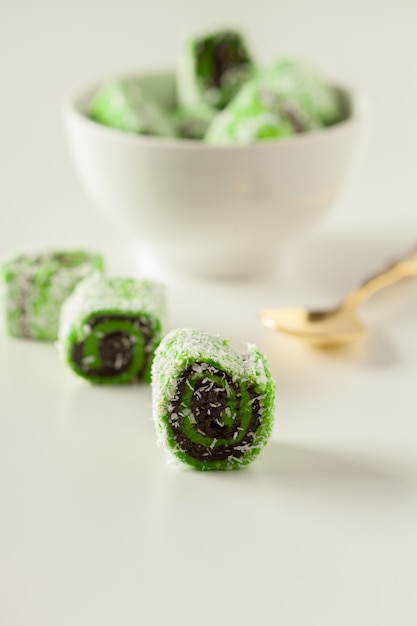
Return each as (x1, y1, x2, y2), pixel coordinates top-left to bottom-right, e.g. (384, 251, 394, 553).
(89, 28, 345, 144)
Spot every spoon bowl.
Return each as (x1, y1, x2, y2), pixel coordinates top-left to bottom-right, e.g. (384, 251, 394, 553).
(260, 306, 367, 347)
(260, 247, 417, 348)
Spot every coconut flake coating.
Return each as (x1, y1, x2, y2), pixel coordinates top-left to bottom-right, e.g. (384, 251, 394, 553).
(258, 58, 343, 126)
(0, 250, 104, 341)
(152, 327, 276, 471)
(58, 275, 166, 384)
(178, 29, 255, 111)
(205, 79, 321, 144)
(89, 79, 176, 137)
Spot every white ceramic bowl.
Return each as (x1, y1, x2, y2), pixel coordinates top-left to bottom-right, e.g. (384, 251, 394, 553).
(63, 71, 368, 278)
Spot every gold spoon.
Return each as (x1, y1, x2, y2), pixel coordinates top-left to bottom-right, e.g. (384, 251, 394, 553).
(260, 246, 417, 348)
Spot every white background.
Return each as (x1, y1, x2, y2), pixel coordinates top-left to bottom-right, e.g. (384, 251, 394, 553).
(1, 1, 417, 625)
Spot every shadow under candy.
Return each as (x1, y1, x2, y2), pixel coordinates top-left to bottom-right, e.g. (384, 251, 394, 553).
(309, 328, 399, 369)
(255, 439, 409, 492)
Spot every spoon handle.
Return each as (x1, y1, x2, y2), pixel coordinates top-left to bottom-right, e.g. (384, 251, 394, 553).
(344, 245, 417, 307)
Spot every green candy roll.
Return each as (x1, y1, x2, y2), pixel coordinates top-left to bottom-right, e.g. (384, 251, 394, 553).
(173, 105, 216, 140)
(0, 250, 104, 341)
(258, 58, 343, 127)
(89, 79, 176, 137)
(58, 275, 166, 384)
(152, 328, 276, 471)
(178, 29, 254, 111)
(205, 80, 320, 145)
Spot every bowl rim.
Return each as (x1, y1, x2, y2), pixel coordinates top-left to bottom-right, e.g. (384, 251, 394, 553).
(63, 69, 369, 151)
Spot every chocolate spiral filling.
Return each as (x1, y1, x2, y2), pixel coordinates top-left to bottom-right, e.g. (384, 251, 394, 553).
(196, 33, 250, 91)
(170, 363, 261, 462)
(213, 43, 233, 88)
(72, 314, 152, 378)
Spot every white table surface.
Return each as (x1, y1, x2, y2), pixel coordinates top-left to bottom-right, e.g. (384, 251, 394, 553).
(2, 1, 417, 624)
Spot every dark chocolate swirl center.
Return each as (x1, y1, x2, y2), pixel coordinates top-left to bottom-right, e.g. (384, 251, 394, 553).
(170, 363, 261, 462)
(72, 314, 152, 379)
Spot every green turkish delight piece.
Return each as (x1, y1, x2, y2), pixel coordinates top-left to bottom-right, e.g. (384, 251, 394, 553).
(0, 250, 104, 341)
(205, 80, 321, 144)
(178, 29, 254, 111)
(90, 80, 176, 136)
(258, 58, 343, 126)
(58, 275, 166, 384)
(152, 327, 276, 470)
